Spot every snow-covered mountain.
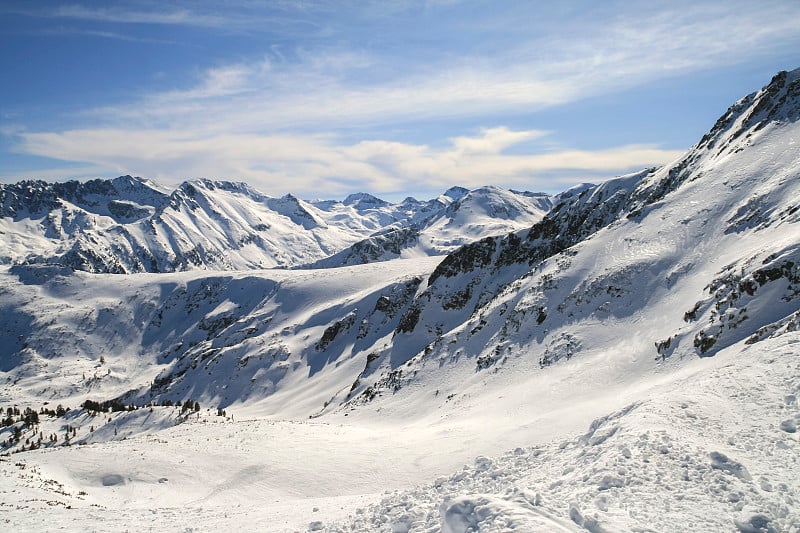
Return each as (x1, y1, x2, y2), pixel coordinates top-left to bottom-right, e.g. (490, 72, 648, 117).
(0, 178, 550, 273)
(306, 186, 553, 268)
(1, 68, 799, 532)
(350, 67, 800, 403)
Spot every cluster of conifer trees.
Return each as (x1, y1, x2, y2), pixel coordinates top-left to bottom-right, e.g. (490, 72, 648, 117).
(2, 398, 232, 454)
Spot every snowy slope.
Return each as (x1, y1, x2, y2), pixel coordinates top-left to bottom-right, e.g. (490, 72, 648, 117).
(0, 257, 444, 416)
(349, 68, 800, 408)
(333, 334, 800, 532)
(0, 68, 799, 532)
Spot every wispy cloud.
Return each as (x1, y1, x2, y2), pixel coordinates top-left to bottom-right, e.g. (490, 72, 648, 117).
(28, 4, 230, 27)
(31, 25, 180, 44)
(71, 1, 800, 132)
(4, 2, 329, 34)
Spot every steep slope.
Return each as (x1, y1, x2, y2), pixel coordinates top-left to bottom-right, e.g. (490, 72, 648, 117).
(347, 68, 800, 408)
(2, 70, 798, 417)
(1, 69, 796, 422)
(1, 70, 798, 417)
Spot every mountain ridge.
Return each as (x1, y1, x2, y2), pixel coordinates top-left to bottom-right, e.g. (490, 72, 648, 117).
(341, 67, 800, 406)
(1, 69, 798, 414)
(0, 178, 553, 273)
(1, 70, 797, 417)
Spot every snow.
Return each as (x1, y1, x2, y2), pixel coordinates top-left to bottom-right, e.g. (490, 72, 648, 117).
(1, 332, 798, 531)
(0, 180, 550, 272)
(310, 187, 552, 268)
(329, 335, 800, 532)
(0, 69, 799, 532)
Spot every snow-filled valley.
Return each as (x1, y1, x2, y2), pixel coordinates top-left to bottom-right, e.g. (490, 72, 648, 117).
(1, 69, 799, 532)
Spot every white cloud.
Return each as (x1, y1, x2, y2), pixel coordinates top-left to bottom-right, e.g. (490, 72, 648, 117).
(13, 127, 684, 197)
(5, 2, 331, 37)
(451, 128, 548, 155)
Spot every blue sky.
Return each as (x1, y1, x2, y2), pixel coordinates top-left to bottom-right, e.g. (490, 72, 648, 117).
(0, 1, 798, 200)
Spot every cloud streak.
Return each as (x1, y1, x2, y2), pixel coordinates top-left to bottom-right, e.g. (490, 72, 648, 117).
(5, 1, 331, 35)
(10, 3, 237, 28)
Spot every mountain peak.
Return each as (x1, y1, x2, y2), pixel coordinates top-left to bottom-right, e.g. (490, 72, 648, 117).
(111, 175, 171, 196)
(343, 192, 389, 208)
(698, 67, 800, 154)
(443, 186, 470, 200)
(746, 68, 800, 125)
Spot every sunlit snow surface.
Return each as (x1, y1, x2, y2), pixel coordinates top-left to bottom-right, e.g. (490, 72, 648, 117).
(0, 335, 798, 532)
(1, 71, 800, 532)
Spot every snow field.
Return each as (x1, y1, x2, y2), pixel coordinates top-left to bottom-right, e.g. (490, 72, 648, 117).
(329, 333, 800, 533)
(3, 330, 795, 532)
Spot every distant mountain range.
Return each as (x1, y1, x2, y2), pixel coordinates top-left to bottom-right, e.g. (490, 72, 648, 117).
(0, 176, 554, 273)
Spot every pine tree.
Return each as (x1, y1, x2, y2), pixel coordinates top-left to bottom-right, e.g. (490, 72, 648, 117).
(24, 408, 39, 426)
